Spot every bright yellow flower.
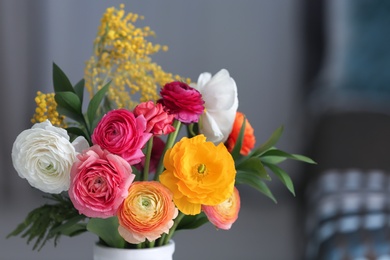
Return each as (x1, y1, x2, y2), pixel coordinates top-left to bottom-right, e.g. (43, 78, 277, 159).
(84, 4, 190, 109)
(160, 135, 236, 215)
(31, 91, 66, 127)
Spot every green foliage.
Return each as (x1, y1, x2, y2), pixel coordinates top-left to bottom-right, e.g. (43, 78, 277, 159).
(176, 212, 209, 231)
(52, 63, 110, 145)
(7, 194, 86, 251)
(87, 217, 125, 248)
(234, 124, 316, 203)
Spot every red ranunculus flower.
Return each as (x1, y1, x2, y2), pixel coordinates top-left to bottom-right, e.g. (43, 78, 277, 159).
(69, 145, 135, 218)
(225, 111, 256, 156)
(159, 81, 204, 123)
(92, 109, 152, 165)
(133, 101, 175, 135)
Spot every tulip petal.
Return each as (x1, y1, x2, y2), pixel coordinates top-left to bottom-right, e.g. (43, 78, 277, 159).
(201, 69, 237, 111)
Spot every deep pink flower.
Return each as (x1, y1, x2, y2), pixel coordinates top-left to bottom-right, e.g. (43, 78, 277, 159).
(133, 101, 175, 135)
(69, 145, 135, 218)
(92, 109, 152, 165)
(159, 81, 204, 123)
(134, 137, 165, 173)
(202, 187, 240, 230)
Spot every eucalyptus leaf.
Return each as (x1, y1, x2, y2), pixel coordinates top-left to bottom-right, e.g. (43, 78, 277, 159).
(53, 63, 74, 93)
(235, 173, 277, 203)
(251, 126, 284, 157)
(87, 217, 125, 248)
(263, 162, 295, 196)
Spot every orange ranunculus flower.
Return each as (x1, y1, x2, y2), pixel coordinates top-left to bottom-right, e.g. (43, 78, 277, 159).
(117, 181, 178, 244)
(160, 135, 236, 215)
(202, 187, 240, 230)
(225, 111, 256, 156)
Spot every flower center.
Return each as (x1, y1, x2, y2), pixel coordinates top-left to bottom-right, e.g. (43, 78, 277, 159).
(142, 198, 151, 207)
(197, 163, 206, 174)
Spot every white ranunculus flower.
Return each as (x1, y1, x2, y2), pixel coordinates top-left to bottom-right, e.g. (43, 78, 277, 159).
(191, 69, 238, 144)
(11, 120, 89, 194)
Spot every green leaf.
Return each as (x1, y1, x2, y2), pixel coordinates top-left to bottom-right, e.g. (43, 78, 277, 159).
(7, 194, 81, 251)
(176, 212, 209, 231)
(263, 162, 295, 196)
(87, 217, 125, 248)
(87, 82, 110, 131)
(235, 173, 277, 203)
(251, 126, 284, 157)
(231, 117, 246, 160)
(55, 92, 84, 123)
(261, 149, 316, 164)
(65, 127, 90, 143)
(236, 157, 270, 180)
(60, 223, 87, 237)
(49, 215, 86, 236)
(52, 63, 74, 93)
(73, 79, 85, 103)
(260, 156, 287, 165)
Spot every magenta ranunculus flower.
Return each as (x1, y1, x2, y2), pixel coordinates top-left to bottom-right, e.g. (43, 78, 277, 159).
(202, 187, 241, 230)
(92, 109, 152, 165)
(133, 101, 175, 135)
(159, 81, 204, 123)
(69, 145, 135, 218)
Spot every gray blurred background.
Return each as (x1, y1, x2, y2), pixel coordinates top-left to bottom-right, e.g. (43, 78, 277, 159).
(2, 0, 390, 259)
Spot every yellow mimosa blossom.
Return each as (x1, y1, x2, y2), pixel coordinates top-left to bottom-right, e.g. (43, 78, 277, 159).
(160, 135, 236, 215)
(31, 91, 66, 127)
(84, 4, 190, 109)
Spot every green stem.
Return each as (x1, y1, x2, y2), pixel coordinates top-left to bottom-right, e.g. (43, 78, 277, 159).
(154, 120, 182, 181)
(142, 137, 154, 181)
(148, 240, 155, 248)
(163, 211, 185, 245)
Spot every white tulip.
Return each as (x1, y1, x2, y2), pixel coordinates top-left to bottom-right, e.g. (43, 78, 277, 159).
(191, 69, 238, 144)
(11, 120, 89, 194)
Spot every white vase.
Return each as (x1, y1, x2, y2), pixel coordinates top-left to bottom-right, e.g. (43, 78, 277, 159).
(93, 240, 175, 260)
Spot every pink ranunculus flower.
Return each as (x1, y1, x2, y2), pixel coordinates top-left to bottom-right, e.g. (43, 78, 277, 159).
(69, 145, 135, 218)
(92, 109, 152, 165)
(202, 187, 241, 230)
(133, 101, 175, 135)
(158, 81, 204, 123)
(118, 181, 178, 244)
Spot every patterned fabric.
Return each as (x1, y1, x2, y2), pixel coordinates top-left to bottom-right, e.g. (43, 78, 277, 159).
(305, 169, 390, 260)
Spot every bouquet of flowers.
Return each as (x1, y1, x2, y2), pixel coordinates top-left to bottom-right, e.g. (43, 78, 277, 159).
(8, 5, 315, 250)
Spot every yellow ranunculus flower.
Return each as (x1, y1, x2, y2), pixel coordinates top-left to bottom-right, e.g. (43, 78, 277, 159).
(160, 135, 236, 215)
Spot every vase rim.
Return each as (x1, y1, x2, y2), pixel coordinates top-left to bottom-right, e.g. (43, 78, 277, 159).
(95, 240, 175, 251)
